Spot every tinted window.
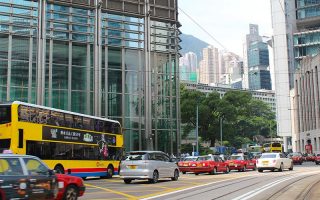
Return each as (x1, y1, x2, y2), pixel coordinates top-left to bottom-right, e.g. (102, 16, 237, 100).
(0, 105, 11, 124)
(0, 139, 10, 153)
(124, 152, 147, 160)
(0, 158, 24, 175)
(261, 154, 277, 158)
(27, 141, 122, 161)
(162, 154, 170, 162)
(24, 158, 48, 175)
(272, 143, 282, 147)
(155, 153, 164, 161)
(231, 156, 243, 160)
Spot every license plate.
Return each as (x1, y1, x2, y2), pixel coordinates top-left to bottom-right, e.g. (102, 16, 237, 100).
(262, 161, 268, 165)
(183, 164, 188, 166)
(128, 165, 137, 169)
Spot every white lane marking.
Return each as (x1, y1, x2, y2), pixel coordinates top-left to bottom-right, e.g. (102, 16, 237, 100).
(232, 171, 320, 200)
(231, 176, 297, 200)
(141, 174, 266, 200)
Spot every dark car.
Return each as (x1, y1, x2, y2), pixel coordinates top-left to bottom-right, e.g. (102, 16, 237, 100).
(287, 152, 303, 165)
(0, 153, 58, 199)
(56, 174, 85, 200)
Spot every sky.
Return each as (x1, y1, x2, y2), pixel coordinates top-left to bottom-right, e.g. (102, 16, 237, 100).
(178, 0, 273, 56)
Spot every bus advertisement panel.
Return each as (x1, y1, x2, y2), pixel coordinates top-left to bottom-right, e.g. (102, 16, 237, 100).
(0, 101, 123, 179)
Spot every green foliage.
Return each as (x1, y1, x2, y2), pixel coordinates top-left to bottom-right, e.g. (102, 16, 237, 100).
(180, 84, 276, 152)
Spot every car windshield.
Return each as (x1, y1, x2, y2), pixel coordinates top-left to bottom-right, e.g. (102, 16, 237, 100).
(196, 156, 211, 161)
(261, 154, 277, 159)
(123, 152, 147, 161)
(230, 156, 243, 160)
(184, 157, 197, 161)
(289, 153, 301, 157)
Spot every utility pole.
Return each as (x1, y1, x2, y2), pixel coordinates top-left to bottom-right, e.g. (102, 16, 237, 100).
(220, 117, 223, 146)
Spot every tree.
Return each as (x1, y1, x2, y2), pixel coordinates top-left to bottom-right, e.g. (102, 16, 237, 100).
(180, 84, 276, 151)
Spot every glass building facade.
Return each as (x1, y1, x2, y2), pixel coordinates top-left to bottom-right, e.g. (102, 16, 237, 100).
(248, 41, 271, 90)
(294, 0, 320, 67)
(0, 0, 181, 154)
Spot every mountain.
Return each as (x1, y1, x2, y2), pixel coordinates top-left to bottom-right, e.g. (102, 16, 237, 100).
(179, 33, 209, 60)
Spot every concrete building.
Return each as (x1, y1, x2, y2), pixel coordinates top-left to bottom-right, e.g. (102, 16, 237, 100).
(271, 0, 320, 152)
(0, 0, 180, 154)
(182, 81, 276, 112)
(199, 46, 219, 84)
(219, 52, 243, 87)
(294, 55, 320, 154)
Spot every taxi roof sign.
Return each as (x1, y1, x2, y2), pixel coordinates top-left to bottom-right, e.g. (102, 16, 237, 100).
(2, 149, 13, 154)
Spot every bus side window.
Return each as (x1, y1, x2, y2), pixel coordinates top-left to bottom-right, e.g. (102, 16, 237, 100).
(64, 114, 74, 128)
(83, 117, 93, 131)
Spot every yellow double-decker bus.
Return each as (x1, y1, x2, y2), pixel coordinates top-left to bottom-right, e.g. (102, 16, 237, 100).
(0, 101, 123, 179)
(262, 142, 283, 153)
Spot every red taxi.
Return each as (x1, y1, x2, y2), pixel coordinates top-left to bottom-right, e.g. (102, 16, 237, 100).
(306, 154, 316, 162)
(315, 154, 320, 165)
(225, 153, 256, 172)
(183, 155, 229, 175)
(177, 156, 198, 174)
(287, 152, 303, 165)
(56, 174, 85, 200)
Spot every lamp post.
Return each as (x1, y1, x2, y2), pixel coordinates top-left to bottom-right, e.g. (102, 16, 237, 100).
(196, 102, 199, 155)
(220, 117, 223, 146)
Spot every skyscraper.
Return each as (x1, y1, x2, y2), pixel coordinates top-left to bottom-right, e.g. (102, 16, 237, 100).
(0, 0, 180, 154)
(199, 46, 219, 84)
(243, 24, 272, 90)
(179, 52, 198, 82)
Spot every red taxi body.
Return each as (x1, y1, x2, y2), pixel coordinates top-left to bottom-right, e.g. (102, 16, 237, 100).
(315, 154, 320, 165)
(177, 156, 198, 174)
(225, 153, 256, 172)
(287, 152, 303, 165)
(56, 174, 85, 200)
(181, 155, 229, 175)
(306, 154, 316, 162)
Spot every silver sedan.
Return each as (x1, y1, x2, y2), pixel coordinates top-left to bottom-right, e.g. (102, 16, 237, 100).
(119, 151, 180, 184)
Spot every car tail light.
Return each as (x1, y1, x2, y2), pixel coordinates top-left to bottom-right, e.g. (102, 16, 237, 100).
(256, 160, 259, 164)
(192, 163, 196, 167)
(272, 160, 276, 163)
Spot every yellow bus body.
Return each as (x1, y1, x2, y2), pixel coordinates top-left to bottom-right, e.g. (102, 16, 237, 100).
(0, 102, 123, 178)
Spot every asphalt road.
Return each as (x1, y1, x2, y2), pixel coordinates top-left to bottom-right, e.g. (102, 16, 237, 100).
(81, 162, 320, 200)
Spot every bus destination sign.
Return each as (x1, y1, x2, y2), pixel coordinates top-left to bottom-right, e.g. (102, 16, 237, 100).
(42, 126, 116, 146)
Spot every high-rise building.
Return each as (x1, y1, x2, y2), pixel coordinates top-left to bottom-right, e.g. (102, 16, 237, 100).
(219, 52, 243, 87)
(0, 0, 180, 154)
(179, 52, 198, 82)
(199, 46, 219, 84)
(248, 41, 271, 90)
(271, 0, 320, 152)
(243, 24, 272, 90)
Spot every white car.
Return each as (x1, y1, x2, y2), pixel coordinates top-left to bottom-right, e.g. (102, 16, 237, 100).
(119, 151, 180, 184)
(256, 153, 293, 172)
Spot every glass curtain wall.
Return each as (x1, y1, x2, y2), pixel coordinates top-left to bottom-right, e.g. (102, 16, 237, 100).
(0, 0, 180, 155)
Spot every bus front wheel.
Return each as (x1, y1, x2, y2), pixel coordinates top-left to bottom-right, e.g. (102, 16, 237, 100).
(54, 165, 65, 174)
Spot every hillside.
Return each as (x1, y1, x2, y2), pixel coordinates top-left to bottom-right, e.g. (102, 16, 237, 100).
(179, 33, 209, 60)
